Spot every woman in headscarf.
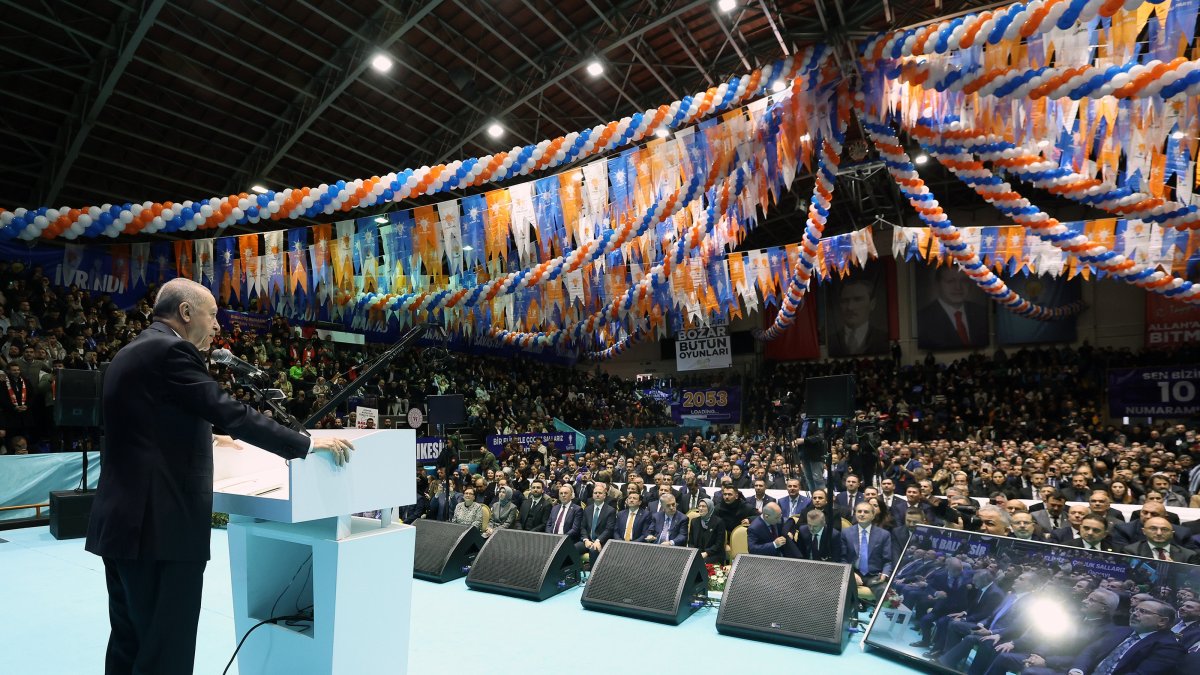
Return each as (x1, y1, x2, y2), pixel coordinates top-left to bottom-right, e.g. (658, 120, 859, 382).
(452, 486, 485, 532)
(483, 486, 518, 538)
(687, 498, 726, 564)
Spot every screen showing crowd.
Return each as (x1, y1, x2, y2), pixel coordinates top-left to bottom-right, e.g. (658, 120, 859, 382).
(865, 525, 1199, 675)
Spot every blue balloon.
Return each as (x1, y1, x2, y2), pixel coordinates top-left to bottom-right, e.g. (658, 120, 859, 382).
(257, 194, 270, 208)
(246, 206, 259, 218)
(180, 207, 194, 221)
(382, 189, 394, 201)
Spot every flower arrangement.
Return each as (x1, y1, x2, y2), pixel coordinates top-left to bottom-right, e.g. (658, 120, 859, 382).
(212, 511, 229, 529)
(706, 563, 731, 592)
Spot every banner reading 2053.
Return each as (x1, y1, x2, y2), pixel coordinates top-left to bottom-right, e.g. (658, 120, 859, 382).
(672, 387, 741, 423)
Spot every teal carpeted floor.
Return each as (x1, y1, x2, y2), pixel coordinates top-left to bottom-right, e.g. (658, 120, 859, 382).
(0, 526, 925, 674)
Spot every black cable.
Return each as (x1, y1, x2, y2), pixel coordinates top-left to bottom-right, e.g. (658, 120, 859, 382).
(222, 611, 312, 675)
(270, 554, 312, 620)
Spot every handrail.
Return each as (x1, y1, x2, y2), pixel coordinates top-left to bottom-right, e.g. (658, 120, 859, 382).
(0, 502, 50, 518)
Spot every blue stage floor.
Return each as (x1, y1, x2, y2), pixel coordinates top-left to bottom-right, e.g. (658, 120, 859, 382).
(1, 526, 923, 674)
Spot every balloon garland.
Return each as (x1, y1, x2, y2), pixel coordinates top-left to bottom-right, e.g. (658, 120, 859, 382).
(0, 48, 829, 242)
(857, 100, 1084, 320)
(907, 120, 1200, 303)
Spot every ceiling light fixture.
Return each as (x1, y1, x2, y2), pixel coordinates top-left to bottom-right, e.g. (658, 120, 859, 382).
(718, 0, 737, 12)
(487, 122, 504, 138)
(654, 128, 669, 138)
(914, 154, 929, 165)
(1172, 130, 1185, 140)
(771, 80, 787, 93)
(251, 184, 268, 194)
(371, 53, 394, 73)
(375, 216, 388, 224)
(586, 59, 604, 77)
(462, 245, 474, 252)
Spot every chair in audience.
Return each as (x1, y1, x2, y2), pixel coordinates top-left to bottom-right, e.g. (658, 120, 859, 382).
(480, 505, 491, 533)
(729, 525, 748, 561)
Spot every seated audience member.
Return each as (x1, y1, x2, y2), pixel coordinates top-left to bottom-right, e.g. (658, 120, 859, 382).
(843, 502, 894, 599)
(938, 570, 1046, 674)
(714, 485, 757, 532)
(1051, 504, 1090, 543)
(1063, 600, 1184, 675)
(686, 498, 726, 563)
(546, 485, 582, 542)
(791, 509, 843, 562)
(919, 569, 1002, 658)
(1067, 514, 1118, 552)
(517, 479, 552, 531)
(579, 483, 616, 557)
(1008, 510, 1047, 541)
(483, 486, 518, 538)
(1123, 516, 1196, 563)
(990, 588, 1121, 675)
(427, 479, 462, 521)
(776, 478, 810, 520)
(614, 490, 657, 542)
(746, 503, 799, 558)
(652, 493, 688, 547)
(452, 486, 485, 532)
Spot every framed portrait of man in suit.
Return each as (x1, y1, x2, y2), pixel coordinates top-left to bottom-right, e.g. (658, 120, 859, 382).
(914, 264, 990, 351)
(825, 261, 892, 358)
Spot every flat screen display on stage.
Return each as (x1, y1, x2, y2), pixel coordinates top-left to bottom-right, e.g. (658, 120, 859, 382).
(864, 525, 1198, 675)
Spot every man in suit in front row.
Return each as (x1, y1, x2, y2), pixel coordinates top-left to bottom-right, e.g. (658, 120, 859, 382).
(1062, 600, 1184, 675)
(790, 509, 843, 562)
(517, 479, 552, 532)
(938, 570, 1045, 674)
(776, 479, 810, 520)
(579, 483, 616, 558)
(1066, 514, 1119, 552)
(747, 503, 801, 558)
(1123, 516, 1197, 563)
(85, 278, 354, 675)
(919, 569, 1003, 659)
(652, 493, 688, 547)
(546, 485, 582, 543)
(994, 587, 1120, 675)
(615, 490, 657, 542)
(842, 502, 894, 599)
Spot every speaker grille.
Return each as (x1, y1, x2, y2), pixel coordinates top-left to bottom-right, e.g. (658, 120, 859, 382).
(718, 555, 851, 647)
(413, 520, 475, 578)
(467, 529, 565, 591)
(584, 542, 698, 615)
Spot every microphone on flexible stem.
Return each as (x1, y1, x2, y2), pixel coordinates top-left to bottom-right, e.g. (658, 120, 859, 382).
(211, 348, 268, 382)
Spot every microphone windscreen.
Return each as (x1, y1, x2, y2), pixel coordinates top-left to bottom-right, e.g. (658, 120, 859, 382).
(211, 348, 234, 364)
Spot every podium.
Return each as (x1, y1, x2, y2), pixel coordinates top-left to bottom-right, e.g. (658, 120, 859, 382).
(213, 428, 416, 675)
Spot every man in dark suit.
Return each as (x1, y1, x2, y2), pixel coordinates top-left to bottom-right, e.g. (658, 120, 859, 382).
(747, 503, 800, 557)
(615, 490, 657, 542)
(1123, 516, 1197, 563)
(995, 588, 1119, 675)
(1062, 601, 1184, 675)
(746, 479, 776, 514)
(517, 479, 552, 532)
(777, 479, 811, 520)
(579, 482, 616, 558)
(834, 474, 866, 520)
(916, 265, 988, 350)
(85, 278, 352, 675)
(1066, 514, 1119, 552)
(828, 279, 889, 357)
(843, 502, 894, 598)
(1087, 490, 1127, 527)
(920, 569, 1003, 658)
(546, 484, 582, 543)
(1174, 600, 1200, 651)
(427, 480, 462, 521)
(938, 570, 1045, 673)
(1031, 490, 1067, 532)
(651, 493, 688, 547)
(791, 509, 843, 562)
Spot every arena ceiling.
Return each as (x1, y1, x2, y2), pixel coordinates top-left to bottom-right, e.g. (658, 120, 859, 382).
(1, 0, 1043, 251)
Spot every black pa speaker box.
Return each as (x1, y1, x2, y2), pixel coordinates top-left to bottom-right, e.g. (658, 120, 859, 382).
(49, 490, 95, 540)
(465, 529, 581, 601)
(804, 374, 856, 419)
(716, 554, 856, 653)
(580, 540, 708, 624)
(53, 369, 102, 427)
(413, 519, 484, 583)
(426, 394, 465, 427)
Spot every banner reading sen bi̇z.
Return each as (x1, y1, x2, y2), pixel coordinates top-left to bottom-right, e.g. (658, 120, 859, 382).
(486, 432, 577, 457)
(1107, 366, 1200, 418)
(671, 387, 741, 424)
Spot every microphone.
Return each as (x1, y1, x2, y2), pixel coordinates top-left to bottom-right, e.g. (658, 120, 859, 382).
(211, 349, 267, 380)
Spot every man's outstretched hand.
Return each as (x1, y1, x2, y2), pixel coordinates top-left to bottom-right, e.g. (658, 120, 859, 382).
(312, 437, 355, 466)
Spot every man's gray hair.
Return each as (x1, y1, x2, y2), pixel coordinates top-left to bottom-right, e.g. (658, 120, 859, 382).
(153, 278, 211, 319)
(976, 504, 1012, 530)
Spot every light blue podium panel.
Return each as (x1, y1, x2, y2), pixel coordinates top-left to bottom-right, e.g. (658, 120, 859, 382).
(214, 429, 416, 675)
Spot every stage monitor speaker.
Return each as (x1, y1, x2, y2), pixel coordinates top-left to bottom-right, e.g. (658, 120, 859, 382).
(804, 374, 856, 419)
(413, 519, 484, 583)
(716, 554, 856, 653)
(465, 529, 581, 601)
(580, 540, 708, 625)
(426, 394, 465, 427)
(49, 490, 95, 540)
(54, 369, 102, 427)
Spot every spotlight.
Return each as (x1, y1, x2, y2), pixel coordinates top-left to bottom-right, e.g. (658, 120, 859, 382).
(1172, 130, 1186, 140)
(914, 154, 929, 165)
(375, 216, 388, 224)
(772, 80, 787, 93)
(586, 59, 604, 77)
(654, 128, 669, 138)
(487, 122, 504, 138)
(718, 0, 737, 12)
(370, 53, 394, 74)
(251, 185, 268, 194)
(462, 245, 474, 252)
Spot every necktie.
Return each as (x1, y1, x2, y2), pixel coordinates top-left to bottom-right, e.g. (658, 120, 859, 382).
(1051, 514, 1060, 529)
(554, 506, 566, 534)
(858, 528, 870, 575)
(954, 310, 970, 344)
(811, 533, 819, 559)
(660, 515, 672, 543)
(1155, 547, 1170, 561)
(624, 510, 635, 540)
(1094, 632, 1140, 675)
(591, 506, 600, 538)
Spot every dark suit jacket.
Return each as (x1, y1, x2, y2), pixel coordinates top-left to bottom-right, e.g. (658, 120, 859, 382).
(795, 525, 844, 562)
(614, 508, 657, 542)
(957, 583, 1006, 622)
(651, 511, 688, 546)
(916, 299, 988, 350)
(1069, 627, 1184, 675)
(86, 322, 310, 561)
(1066, 537, 1118, 552)
(828, 323, 889, 357)
(580, 502, 617, 544)
(1123, 540, 1197, 564)
(979, 592, 1038, 641)
(518, 496, 552, 532)
(776, 494, 811, 520)
(428, 492, 463, 521)
(1032, 508, 1067, 532)
(747, 516, 794, 557)
(842, 524, 894, 576)
(1177, 621, 1200, 650)
(746, 493, 776, 513)
(545, 502, 582, 541)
